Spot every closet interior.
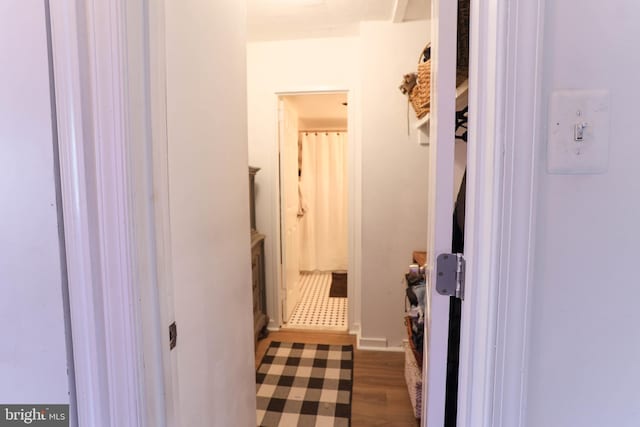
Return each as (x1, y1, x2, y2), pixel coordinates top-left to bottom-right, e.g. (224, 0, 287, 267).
(402, 0, 470, 422)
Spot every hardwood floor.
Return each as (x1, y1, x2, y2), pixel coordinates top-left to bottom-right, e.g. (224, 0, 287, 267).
(255, 330, 420, 427)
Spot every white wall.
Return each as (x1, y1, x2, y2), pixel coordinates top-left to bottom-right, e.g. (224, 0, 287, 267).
(526, 2, 640, 426)
(164, 1, 256, 426)
(359, 21, 429, 347)
(0, 0, 70, 403)
(247, 20, 429, 347)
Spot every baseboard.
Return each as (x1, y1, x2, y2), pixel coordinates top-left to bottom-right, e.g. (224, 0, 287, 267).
(348, 322, 361, 336)
(267, 318, 280, 331)
(358, 336, 387, 349)
(357, 335, 404, 352)
(272, 319, 402, 352)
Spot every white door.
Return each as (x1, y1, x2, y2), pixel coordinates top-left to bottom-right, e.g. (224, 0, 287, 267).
(279, 99, 301, 322)
(423, 0, 462, 425)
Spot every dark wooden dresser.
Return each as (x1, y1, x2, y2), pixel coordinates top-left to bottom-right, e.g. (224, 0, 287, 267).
(249, 167, 267, 345)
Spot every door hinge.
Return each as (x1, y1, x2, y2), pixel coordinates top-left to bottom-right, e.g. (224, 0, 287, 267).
(435, 253, 465, 300)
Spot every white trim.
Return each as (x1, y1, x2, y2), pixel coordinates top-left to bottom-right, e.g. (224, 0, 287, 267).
(348, 321, 361, 337)
(489, 0, 545, 425)
(48, 2, 110, 425)
(346, 88, 362, 342)
(51, 0, 153, 425)
(351, 324, 402, 352)
(277, 97, 290, 322)
(456, 0, 545, 426)
(455, 0, 505, 424)
(423, 0, 458, 424)
(270, 88, 361, 336)
(85, 0, 145, 424)
(147, 0, 180, 424)
(357, 337, 388, 349)
(357, 337, 404, 353)
(267, 323, 282, 332)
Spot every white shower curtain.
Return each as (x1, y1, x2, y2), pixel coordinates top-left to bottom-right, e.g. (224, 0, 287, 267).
(298, 131, 348, 272)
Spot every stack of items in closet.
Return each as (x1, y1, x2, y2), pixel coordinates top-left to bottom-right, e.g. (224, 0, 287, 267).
(404, 263, 426, 419)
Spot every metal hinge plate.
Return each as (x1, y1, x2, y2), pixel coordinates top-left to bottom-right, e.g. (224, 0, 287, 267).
(435, 253, 465, 300)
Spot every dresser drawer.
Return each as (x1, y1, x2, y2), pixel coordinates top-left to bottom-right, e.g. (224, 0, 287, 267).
(250, 232, 267, 346)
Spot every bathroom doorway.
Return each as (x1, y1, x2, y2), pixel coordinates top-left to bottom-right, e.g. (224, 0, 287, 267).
(278, 92, 349, 331)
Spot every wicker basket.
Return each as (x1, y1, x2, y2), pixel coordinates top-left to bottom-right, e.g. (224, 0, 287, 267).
(409, 44, 431, 119)
(404, 316, 423, 367)
(410, 61, 430, 119)
(404, 341, 423, 419)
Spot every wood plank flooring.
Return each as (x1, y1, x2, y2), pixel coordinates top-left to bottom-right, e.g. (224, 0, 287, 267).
(255, 330, 420, 427)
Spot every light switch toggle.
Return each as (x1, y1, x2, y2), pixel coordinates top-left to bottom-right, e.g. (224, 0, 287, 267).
(574, 121, 588, 142)
(547, 89, 609, 174)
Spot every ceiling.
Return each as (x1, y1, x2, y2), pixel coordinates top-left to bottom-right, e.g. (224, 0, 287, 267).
(285, 93, 348, 129)
(248, 0, 430, 41)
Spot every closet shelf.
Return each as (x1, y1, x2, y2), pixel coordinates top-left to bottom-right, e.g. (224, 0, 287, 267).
(414, 112, 431, 130)
(415, 79, 469, 143)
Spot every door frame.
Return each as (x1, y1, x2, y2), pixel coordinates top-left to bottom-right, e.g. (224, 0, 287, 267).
(47, 0, 543, 424)
(422, 0, 458, 422)
(49, 0, 170, 425)
(49, 0, 145, 425)
(48, 3, 106, 425)
(277, 96, 302, 322)
(273, 89, 358, 331)
(455, 0, 544, 426)
(147, 0, 180, 423)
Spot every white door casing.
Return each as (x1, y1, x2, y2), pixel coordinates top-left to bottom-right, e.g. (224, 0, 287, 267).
(279, 99, 302, 322)
(47, 0, 536, 424)
(423, 0, 459, 425)
(272, 89, 356, 331)
(50, 0, 160, 424)
(147, 0, 180, 424)
(455, 0, 546, 425)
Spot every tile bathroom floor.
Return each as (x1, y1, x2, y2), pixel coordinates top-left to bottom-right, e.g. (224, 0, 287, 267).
(285, 271, 347, 331)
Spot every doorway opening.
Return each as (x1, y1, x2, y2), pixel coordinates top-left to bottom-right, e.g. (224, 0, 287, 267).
(278, 92, 349, 332)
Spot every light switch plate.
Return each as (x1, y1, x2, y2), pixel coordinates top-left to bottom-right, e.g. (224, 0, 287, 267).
(547, 90, 610, 174)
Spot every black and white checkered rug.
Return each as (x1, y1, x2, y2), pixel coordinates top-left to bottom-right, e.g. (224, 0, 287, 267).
(256, 341, 353, 427)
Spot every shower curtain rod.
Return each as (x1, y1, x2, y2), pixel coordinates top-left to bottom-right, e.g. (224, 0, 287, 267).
(300, 129, 347, 133)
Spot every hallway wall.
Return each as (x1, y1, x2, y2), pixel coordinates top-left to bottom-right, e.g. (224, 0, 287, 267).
(359, 21, 430, 347)
(247, 20, 429, 348)
(526, 1, 640, 426)
(0, 0, 71, 404)
(164, 1, 256, 426)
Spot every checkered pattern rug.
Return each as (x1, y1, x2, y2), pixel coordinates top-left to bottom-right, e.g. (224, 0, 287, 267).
(256, 341, 354, 427)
